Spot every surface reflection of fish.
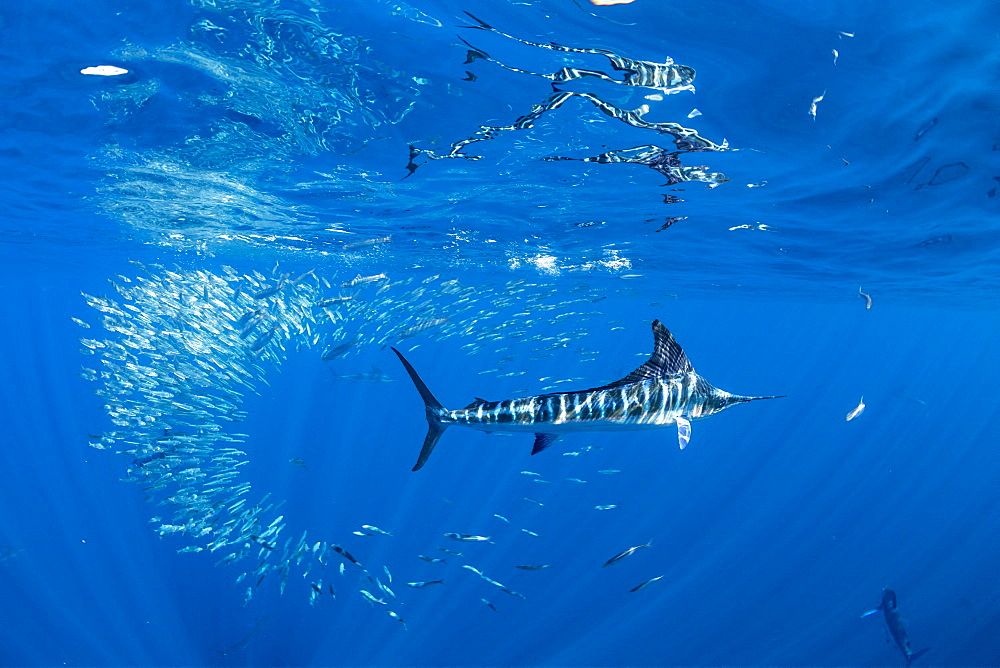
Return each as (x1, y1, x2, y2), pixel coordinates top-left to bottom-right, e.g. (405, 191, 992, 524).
(545, 145, 729, 188)
(461, 11, 694, 91)
(328, 367, 394, 383)
(407, 13, 725, 181)
(394, 320, 783, 470)
(861, 590, 930, 666)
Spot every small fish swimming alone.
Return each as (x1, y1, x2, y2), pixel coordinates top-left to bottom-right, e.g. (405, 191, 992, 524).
(861, 589, 930, 666)
(629, 575, 664, 592)
(846, 397, 866, 421)
(393, 320, 783, 470)
(362, 524, 392, 536)
(602, 541, 652, 568)
(444, 533, 492, 543)
(859, 286, 872, 310)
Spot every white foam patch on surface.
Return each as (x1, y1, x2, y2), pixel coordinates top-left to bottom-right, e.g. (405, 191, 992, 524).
(81, 65, 129, 76)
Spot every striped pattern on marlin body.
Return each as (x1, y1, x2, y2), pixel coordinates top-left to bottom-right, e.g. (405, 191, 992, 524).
(392, 320, 783, 471)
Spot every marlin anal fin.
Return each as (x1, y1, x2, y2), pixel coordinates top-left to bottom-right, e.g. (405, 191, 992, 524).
(531, 433, 559, 455)
(676, 416, 691, 450)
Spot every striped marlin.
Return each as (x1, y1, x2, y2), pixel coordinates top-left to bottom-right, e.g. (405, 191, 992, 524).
(392, 320, 783, 471)
(861, 589, 931, 666)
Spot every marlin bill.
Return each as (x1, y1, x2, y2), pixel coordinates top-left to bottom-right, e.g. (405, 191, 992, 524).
(392, 320, 783, 471)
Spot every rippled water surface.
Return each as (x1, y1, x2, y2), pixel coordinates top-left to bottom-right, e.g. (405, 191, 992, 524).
(1, 0, 999, 665)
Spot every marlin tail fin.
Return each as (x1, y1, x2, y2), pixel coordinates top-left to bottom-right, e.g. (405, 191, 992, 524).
(907, 648, 931, 666)
(391, 348, 448, 471)
(462, 11, 494, 31)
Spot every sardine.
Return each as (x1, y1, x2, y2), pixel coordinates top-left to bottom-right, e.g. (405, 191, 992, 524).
(405, 580, 445, 588)
(846, 397, 865, 421)
(602, 541, 652, 568)
(629, 575, 664, 592)
(444, 533, 492, 543)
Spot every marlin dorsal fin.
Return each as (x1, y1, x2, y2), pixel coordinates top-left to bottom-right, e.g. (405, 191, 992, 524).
(602, 320, 693, 389)
(462, 397, 491, 410)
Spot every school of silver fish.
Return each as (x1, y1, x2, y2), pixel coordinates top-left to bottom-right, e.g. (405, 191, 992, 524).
(78, 262, 663, 626)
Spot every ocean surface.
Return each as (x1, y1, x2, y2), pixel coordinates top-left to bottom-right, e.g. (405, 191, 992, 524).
(1, 0, 999, 665)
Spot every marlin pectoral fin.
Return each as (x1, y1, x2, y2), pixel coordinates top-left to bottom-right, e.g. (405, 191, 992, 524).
(860, 609, 880, 619)
(531, 433, 559, 455)
(676, 416, 691, 450)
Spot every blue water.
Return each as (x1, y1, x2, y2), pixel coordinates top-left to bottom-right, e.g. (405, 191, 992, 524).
(2, 0, 999, 665)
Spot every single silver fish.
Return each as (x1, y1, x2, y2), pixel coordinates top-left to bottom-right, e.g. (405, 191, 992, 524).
(417, 555, 447, 563)
(444, 533, 492, 543)
(846, 397, 865, 421)
(629, 575, 664, 592)
(362, 524, 392, 536)
(405, 580, 445, 588)
(859, 286, 872, 310)
(602, 541, 652, 568)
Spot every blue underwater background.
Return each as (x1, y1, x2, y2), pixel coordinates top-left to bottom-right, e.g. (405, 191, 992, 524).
(2, 0, 1000, 665)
